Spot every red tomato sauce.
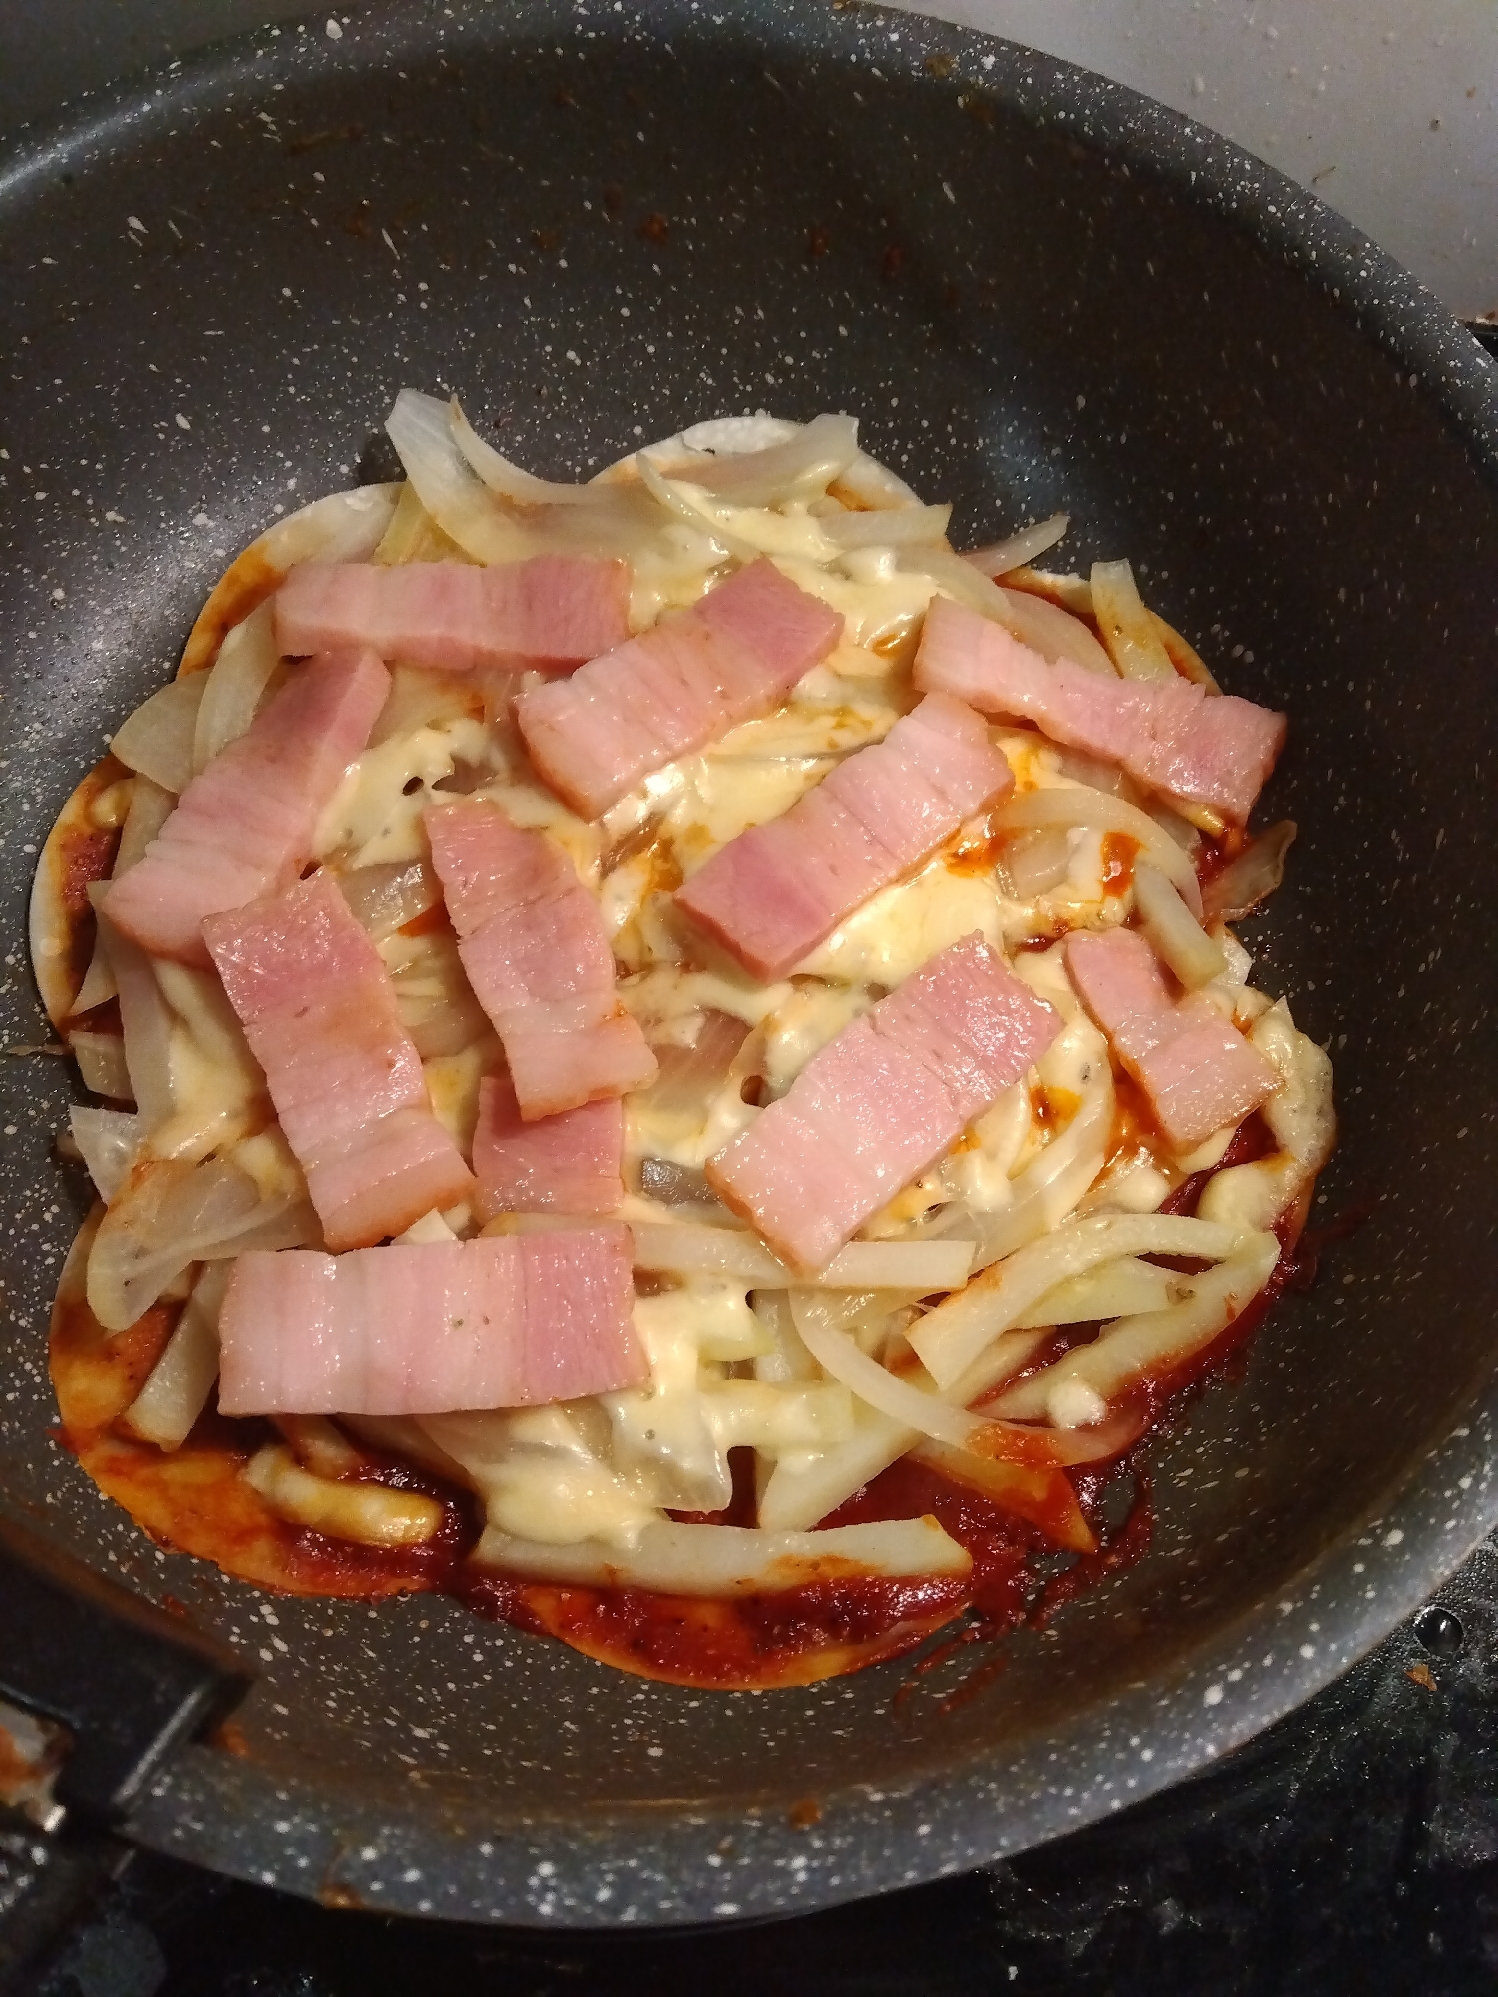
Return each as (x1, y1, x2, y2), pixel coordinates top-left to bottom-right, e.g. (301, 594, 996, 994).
(1099, 830, 1137, 894)
(458, 1566, 971, 1690)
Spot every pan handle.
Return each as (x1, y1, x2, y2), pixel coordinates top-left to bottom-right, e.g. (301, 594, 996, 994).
(0, 1514, 252, 1828)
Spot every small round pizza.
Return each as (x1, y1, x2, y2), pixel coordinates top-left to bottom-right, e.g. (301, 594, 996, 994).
(32, 397, 1334, 1689)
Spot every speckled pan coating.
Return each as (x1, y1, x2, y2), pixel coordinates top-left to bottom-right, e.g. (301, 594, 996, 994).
(0, 0, 1495, 1929)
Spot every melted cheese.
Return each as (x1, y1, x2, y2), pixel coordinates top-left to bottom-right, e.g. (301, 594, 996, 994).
(316, 718, 495, 866)
(938, 1081, 1033, 1209)
(759, 983, 874, 1097)
(604, 1284, 853, 1522)
(799, 861, 1005, 986)
(669, 750, 832, 863)
(230, 1128, 305, 1202)
(776, 547, 939, 650)
(626, 1071, 756, 1174)
(150, 962, 267, 1162)
(423, 1043, 490, 1154)
(622, 964, 790, 1037)
(459, 1404, 662, 1548)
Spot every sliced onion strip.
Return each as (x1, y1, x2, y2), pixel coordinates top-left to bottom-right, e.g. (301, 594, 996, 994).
(1000, 586, 1117, 676)
(1149, 612, 1220, 692)
(122, 1262, 228, 1450)
(70, 936, 118, 1016)
(192, 600, 280, 771)
(109, 676, 207, 794)
(274, 1414, 366, 1477)
(339, 860, 440, 940)
(1133, 860, 1227, 988)
(749, 1289, 820, 1386)
(1198, 1002, 1335, 1233)
(789, 1293, 1135, 1470)
(100, 917, 177, 1124)
(451, 396, 601, 507)
(1090, 559, 1175, 682)
(651, 412, 860, 507)
(244, 1445, 443, 1546)
(630, 1223, 974, 1292)
(1000, 825, 1071, 898)
(86, 1155, 316, 1332)
(904, 548, 1113, 675)
(1004, 566, 1094, 616)
(999, 787, 1203, 913)
(911, 1440, 1096, 1554)
(372, 481, 464, 565)
(473, 1514, 969, 1592)
(1010, 1254, 1179, 1329)
(385, 389, 533, 565)
(821, 503, 951, 550)
(68, 1031, 132, 1101)
(962, 512, 1070, 576)
(831, 448, 924, 512)
(790, 1290, 988, 1450)
(1203, 821, 1298, 922)
(634, 456, 755, 560)
(909, 1211, 1249, 1391)
(957, 1024, 1114, 1274)
(640, 1010, 749, 1126)
(247, 481, 401, 582)
(995, 1232, 1281, 1420)
(113, 776, 175, 878)
(69, 1106, 142, 1202)
(756, 1403, 916, 1534)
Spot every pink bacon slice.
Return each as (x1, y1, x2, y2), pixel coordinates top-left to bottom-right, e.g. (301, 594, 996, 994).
(675, 691, 1014, 980)
(204, 872, 474, 1251)
(914, 595, 1285, 825)
(472, 1072, 625, 1221)
(515, 556, 845, 819)
(707, 933, 1060, 1273)
(103, 649, 390, 968)
(217, 1225, 643, 1415)
(274, 556, 632, 673)
(425, 798, 657, 1120)
(1065, 926, 1280, 1151)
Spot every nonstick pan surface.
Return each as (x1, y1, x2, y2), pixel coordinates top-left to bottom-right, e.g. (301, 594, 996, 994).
(1, 0, 1495, 1928)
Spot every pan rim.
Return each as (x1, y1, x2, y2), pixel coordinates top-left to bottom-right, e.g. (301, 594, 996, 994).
(5, 0, 1497, 1927)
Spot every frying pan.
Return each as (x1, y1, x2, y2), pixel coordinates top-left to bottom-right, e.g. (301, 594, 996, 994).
(1, 0, 1495, 1930)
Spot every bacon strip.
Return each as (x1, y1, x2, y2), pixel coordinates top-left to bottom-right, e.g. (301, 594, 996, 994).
(1065, 926, 1280, 1150)
(103, 650, 390, 968)
(915, 596, 1285, 824)
(204, 873, 474, 1250)
(707, 934, 1060, 1272)
(676, 693, 1013, 979)
(274, 557, 632, 673)
(218, 1226, 643, 1414)
(516, 557, 844, 818)
(472, 1073, 624, 1221)
(425, 799, 657, 1119)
